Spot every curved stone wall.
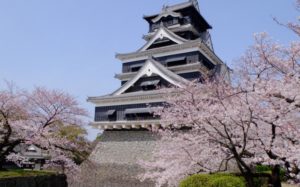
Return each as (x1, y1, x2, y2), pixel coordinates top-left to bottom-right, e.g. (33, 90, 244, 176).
(74, 130, 159, 187)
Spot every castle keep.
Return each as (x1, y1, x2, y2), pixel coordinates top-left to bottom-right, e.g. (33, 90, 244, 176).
(88, 1, 229, 186)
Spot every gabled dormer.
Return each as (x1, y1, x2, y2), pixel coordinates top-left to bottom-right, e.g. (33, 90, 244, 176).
(112, 58, 188, 95)
(138, 26, 187, 51)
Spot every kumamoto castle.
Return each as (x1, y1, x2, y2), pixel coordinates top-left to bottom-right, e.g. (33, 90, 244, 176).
(87, 0, 230, 186)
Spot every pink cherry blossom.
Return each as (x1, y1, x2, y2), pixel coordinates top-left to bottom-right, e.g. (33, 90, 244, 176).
(0, 85, 88, 178)
(139, 3, 300, 187)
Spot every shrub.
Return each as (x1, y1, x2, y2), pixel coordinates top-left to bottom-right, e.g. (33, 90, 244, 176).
(208, 175, 246, 187)
(179, 173, 246, 187)
(179, 174, 211, 187)
(255, 165, 272, 173)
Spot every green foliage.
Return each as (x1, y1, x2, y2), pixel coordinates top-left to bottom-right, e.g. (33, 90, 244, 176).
(255, 165, 287, 182)
(95, 134, 102, 141)
(0, 169, 55, 179)
(179, 174, 211, 187)
(58, 125, 87, 142)
(255, 165, 272, 173)
(180, 173, 246, 187)
(58, 125, 92, 164)
(208, 175, 246, 187)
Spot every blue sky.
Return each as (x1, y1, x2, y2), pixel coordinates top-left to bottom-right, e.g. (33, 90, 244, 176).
(0, 0, 298, 140)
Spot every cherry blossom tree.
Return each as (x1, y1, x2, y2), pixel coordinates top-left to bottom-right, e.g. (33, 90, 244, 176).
(140, 80, 264, 187)
(233, 29, 300, 186)
(139, 3, 300, 187)
(0, 84, 28, 168)
(0, 85, 88, 176)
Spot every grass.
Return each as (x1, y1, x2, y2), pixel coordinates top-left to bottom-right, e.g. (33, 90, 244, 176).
(0, 169, 56, 179)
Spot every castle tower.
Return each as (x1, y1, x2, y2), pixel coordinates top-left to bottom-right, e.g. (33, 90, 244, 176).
(87, 1, 229, 186)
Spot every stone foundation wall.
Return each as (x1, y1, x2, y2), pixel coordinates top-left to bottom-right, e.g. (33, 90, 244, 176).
(72, 130, 159, 187)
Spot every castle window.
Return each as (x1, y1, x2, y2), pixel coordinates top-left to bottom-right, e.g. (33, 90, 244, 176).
(130, 64, 142, 72)
(183, 16, 191, 24)
(107, 110, 116, 121)
(173, 18, 179, 25)
(166, 57, 186, 67)
(125, 108, 154, 121)
(167, 19, 173, 26)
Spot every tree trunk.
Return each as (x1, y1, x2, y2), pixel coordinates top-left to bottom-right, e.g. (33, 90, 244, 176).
(0, 153, 5, 170)
(271, 165, 282, 187)
(234, 156, 255, 187)
(0, 158, 5, 170)
(244, 172, 255, 187)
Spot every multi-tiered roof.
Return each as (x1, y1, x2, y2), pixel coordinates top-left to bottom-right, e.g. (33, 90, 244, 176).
(88, 0, 229, 130)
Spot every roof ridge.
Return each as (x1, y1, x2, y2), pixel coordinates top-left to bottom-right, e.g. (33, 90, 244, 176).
(151, 10, 182, 23)
(143, 1, 194, 19)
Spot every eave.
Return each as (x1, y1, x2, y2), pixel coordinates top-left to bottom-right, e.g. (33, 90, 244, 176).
(116, 40, 223, 66)
(115, 62, 210, 81)
(87, 90, 166, 107)
(88, 58, 190, 106)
